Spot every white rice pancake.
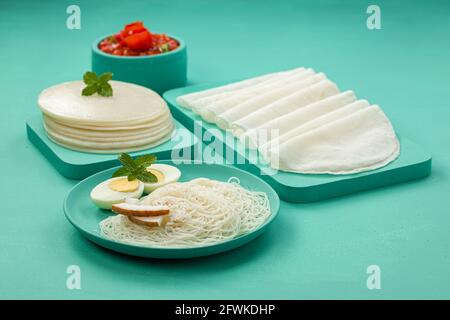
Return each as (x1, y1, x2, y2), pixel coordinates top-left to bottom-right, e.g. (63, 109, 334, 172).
(200, 71, 318, 123)
(46, 134, 172, 154)
(38, 80, 169, 125)
(44, 108, 172, 130)
(46, 121, 174, 153)
(230, 80, 339, 134)
(259, 100, 369, 159)
(44, 120, 173, 143)
(176, 67, 305, 108)
(38, 80, 175, 153)
(267, 105, 400, 174)
(175, 67, 400, 175)
(259, 100, 368, 160)
(192, 68, 314, 116)
(215, 73, 327, 129)
(242, 91, 358, 149)
(43, 112, 171, 134)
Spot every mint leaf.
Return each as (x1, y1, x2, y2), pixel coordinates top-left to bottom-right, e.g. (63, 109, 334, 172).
(118, 153, 137, 170)
(99, 83, 113, 97)
(81, 71, 113, 97)
(136, 171, 158, 183)
(82, 84, 98, 96)
(127, 173, 138, 181)
(112, 153, 159, 183)
(98, 72, 113, 83)
(134, 154, 157, 168)
(112, 167, 130, 178)
(83, 72, 98, 85)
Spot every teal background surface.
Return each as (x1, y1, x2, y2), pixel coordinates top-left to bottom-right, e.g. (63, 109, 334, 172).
(0, 0, 449, 299)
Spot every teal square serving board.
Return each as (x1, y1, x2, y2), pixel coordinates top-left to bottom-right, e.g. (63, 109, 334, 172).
(164, 83, 432, 203)
(26, 114, 198, 180)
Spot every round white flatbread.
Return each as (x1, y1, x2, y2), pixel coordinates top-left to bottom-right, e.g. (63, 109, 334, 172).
(38, 80, 176, 153)
(38, 80, 169, 125)
(44, 121, 173, 143)
(43, 117, 169, 141)
(46, 123, 174, 154)
(45, 121, 174, 148)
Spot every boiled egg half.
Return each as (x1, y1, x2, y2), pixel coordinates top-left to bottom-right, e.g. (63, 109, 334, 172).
(90, 177, 144, 210)
(144, 164, 181, 193)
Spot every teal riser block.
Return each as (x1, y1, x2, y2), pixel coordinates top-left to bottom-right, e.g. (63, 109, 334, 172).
(26, 114, 198, 180)
(164, 84, 432, 203)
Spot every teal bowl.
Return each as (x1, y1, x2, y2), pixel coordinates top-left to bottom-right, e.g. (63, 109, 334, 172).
(91, 34, 187, 94)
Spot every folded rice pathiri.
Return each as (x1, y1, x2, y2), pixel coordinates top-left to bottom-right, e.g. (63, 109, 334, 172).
(215, 73, 327, 129)
(193, 68, 313, 116)
(242, 91, 358, 149)
(266, 105, 400, 174)
(176, 67, 309, 109)
(231, 79, 340, 135)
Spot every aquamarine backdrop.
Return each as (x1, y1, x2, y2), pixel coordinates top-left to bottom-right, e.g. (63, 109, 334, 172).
(0, 0, 449, 299)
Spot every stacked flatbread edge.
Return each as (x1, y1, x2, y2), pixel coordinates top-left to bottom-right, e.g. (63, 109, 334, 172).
(38, 80, 174, 154)
(176, 67, 400, 174)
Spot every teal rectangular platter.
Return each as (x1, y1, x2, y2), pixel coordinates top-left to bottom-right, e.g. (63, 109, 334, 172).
(164, 83, 432, 203)
(26, 114, 198, 180)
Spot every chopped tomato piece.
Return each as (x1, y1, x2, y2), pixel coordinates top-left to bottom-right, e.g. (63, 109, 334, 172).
(120, 21, 147, 38)
(98, 21, 180, 56)
(123, 31, 153, 51)
(125, 21, 144, 30)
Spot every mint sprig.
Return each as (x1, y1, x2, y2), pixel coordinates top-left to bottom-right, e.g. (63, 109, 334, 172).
(82, 71, 113, 97)
(112, 153, 158, 183)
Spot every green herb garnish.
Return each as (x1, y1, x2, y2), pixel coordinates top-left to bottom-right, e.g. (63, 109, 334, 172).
(160, 43, 170, 53)
(82, 71, 113, 97)
(108, 35, 118, 44)
(112, 153, 158, 183)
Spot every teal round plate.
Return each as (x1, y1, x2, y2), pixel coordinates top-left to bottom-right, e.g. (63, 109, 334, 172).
(64, 161, 280, 259)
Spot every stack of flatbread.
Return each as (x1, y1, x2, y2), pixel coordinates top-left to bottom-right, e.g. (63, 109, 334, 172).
(176, 67, 400, 174)
(38, 81, 174, 153)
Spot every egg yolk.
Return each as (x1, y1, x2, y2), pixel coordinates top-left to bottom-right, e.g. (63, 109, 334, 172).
(109, 178, 139, 192)
(146, 168, 165, 183)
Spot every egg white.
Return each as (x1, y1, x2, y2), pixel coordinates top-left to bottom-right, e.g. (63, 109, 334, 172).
(144, 164, 181, 193)
(90, 177, 144, 210)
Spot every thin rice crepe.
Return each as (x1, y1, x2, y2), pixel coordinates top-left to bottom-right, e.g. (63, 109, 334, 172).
(176, 66, 401, 175)
(258, 99, 369, 158)
(192, 68, 313, 115)
(242, 91, 357, 149)
(176, 67, 306, 109)
(267, 105, 400, 174)
(231, 79, 339, 135)
(215, 73, 327, 129)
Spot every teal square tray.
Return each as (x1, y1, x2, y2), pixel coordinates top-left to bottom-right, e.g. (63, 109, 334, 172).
(26, 114, 198, 180)
(163, 83, 432, 203)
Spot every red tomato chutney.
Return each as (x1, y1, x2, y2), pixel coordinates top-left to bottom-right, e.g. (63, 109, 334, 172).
(98, 21, 179, 56)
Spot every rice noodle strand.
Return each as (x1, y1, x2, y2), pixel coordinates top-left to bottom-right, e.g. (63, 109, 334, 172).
(99, 178, 271, 248)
